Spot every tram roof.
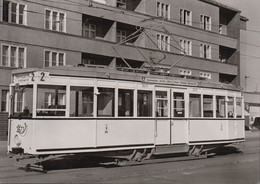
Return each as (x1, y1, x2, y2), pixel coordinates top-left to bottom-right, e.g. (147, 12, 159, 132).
(12, 65, 241, 92)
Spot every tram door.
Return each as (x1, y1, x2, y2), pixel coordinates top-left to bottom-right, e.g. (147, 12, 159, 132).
(170, 89, 188, 145)
(154, 88, 171, 145)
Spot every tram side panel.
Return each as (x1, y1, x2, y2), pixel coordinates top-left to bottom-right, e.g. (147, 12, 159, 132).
(34, 119, 96, 152)
(227, 119, 245, 140)
(171, 120, 189, 144)
(96, 119, 154, 147)
(188, 119, 228, 144)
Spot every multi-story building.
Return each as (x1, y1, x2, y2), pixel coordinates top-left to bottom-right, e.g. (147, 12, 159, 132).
(0, 0, 245, 140)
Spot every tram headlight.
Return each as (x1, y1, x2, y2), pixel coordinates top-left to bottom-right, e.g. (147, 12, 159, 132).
(14, 134, 21, 147)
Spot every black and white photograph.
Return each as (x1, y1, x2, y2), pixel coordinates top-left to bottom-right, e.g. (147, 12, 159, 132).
(0, 0, 259, 183)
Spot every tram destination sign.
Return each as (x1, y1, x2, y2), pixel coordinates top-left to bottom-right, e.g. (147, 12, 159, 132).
(13, 71, 49, 84)
(144, 78, 198, 86)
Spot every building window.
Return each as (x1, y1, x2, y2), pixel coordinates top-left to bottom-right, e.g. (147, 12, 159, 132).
(117, 0, 126, 9)
(200, 44, 211, 59)
(3, 0, 27, 25)
(157, 2, 170, 20)
(82, 23, 96, 38)
(1, 90, 9, 112)
(157, 34, 170, 52)
(45, 9, 66, 32)
(1, 44, 26, 68)
(180, 9, 192, 25)
(44, 50, 65, 67)
(117, 30, 127, 42)
(200, 15, 211, 30)
(180, 39, 192, 55)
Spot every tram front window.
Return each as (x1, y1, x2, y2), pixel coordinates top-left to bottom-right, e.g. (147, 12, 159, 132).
(11, 85, 33, 118)
(37, 85, 66, 116)
(70, 86, 93, 117)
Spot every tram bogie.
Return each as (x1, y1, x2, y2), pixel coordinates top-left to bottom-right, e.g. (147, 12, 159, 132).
(7, 66, 245, 162)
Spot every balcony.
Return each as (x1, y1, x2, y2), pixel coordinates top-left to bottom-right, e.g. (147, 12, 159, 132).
(82, 14, 114, 41)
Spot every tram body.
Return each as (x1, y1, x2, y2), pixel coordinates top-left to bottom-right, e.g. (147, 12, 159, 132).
(7, 66, 245, 157)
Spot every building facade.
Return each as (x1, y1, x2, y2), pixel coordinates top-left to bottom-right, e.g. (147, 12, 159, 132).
(0, 0, 245, 140)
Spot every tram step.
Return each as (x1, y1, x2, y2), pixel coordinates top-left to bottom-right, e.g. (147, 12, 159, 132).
(154, 144, 189, 155)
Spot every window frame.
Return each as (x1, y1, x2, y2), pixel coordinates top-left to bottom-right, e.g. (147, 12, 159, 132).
(200, 43, 211, 59)
(44, 50, 66, 67)
(179, 38, 192, 55)
(157, 33, 170, 52)
(1, 90, 9, 112)
(180, 8, 192, 26)
(200, 14, 211, 31)
(44, 9, 66, 32)
(1, 44, 26, 68)
(156, 1, 170, 20)
(3, 0, 27, 25)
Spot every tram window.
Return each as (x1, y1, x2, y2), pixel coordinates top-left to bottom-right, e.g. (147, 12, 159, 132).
(173, 92, 185, 117)
(189, 94, 201, 117)
(97, 88, 114, 117)
(216, 96, 226, 118)
(236, 97, 242, 118)
(138, 90, 152, 117)
(156, 91, 168, 117)
(37, 85, 66, 116)
(118, 89, 133, 117)
(11, 85, 33, 118)
(203, 95, 213, 117)
(70, 87, 93, 117)
(227, 97, 234, 118)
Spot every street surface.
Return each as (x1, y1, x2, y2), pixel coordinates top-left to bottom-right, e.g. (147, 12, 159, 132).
(0, 131, 259, 184)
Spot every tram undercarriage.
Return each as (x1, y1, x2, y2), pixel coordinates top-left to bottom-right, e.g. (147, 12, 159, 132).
(9, 142, 241, 172)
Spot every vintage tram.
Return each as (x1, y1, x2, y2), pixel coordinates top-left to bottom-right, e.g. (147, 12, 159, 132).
(7, 65, 245, 162)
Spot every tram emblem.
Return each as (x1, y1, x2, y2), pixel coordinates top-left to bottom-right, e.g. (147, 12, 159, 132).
(16, 123, 28, 136)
